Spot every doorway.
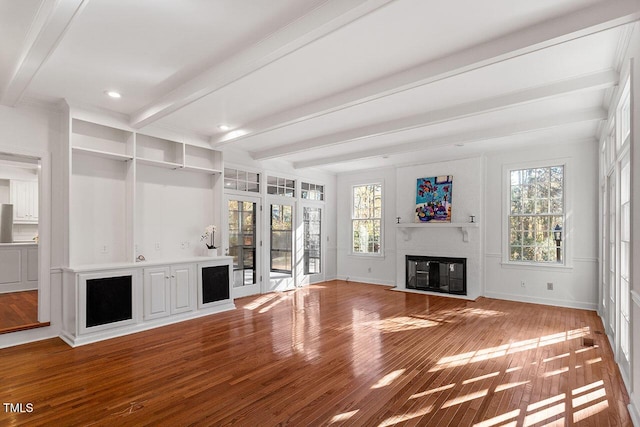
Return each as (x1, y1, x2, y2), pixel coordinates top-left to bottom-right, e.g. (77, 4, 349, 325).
(0, 152, 46, 333)
(268, 200, 295, 291)
(226, 195, 261, 298)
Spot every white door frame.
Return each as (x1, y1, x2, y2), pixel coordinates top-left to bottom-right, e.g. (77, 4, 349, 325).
(265, 195, 296, 292)
(224, 193, 262, 298)
(298, 201, 325, 286)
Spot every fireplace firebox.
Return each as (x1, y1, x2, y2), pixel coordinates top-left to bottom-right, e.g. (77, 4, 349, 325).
(406, 255, 466, 295)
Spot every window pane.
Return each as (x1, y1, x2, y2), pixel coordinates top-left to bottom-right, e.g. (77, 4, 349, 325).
(304, 207, 322, 274)
(508, 165, 563, 264)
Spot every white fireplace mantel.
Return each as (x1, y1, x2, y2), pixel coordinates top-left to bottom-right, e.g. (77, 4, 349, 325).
(396, 222, 479, 242)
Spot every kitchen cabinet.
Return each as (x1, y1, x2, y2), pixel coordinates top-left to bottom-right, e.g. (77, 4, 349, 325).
(10, 180, 38, 223)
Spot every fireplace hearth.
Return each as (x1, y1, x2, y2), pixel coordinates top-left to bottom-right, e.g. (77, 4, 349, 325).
(406, 255, 466, 295)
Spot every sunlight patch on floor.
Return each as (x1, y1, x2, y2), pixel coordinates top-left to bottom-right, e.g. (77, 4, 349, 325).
(410, 383, 455, 399)
(242, 293, 281, 310)
(543, 366, 569, 378)
(473, 409, 520, 427)
(378, 405, 433, 427)
(573, 399, 608, 423)
(494, 380, 529, 392)
(430, 327, 591, 371)
(372, 369, 405, 389)
(524, 402, 565, 426)
(329, 409, 358, 424)
(462, 371, 500, 385)
(442, 389, 488, 409)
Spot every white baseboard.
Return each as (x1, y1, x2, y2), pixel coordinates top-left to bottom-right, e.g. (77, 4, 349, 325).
(391, 287, 476, 301)
(484, 291, 597, 311)
(335, 275, 395, 287)
(60, 302, 236, 347)
(0, 325, 59, 350)
(628, 395, 640, 427)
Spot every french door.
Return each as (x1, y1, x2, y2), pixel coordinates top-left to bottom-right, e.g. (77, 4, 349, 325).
(225, 195, 260, 298)
(301, 204, 324, 283)
(267, 199, 296, 291)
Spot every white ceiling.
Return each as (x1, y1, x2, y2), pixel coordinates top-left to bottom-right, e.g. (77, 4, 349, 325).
(1, 0, 638, 174)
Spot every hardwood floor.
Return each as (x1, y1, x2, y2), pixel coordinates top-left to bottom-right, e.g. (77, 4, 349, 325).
(0, 290, 48, 334)
(0, 281, 631, 426)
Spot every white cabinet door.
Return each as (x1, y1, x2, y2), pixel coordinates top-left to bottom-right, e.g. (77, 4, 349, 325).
(143, 267, 170, 320)
(171, 264, 195, 314)
(10, 180, 38, 223)
(29, 181, 38, 222)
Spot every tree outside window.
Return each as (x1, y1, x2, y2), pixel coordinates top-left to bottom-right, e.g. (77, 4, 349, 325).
(509, 166, 564, 263)
(352, 183, 382, 254)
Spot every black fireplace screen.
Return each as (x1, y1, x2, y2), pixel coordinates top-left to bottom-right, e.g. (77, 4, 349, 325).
(406, 256, 466, 295)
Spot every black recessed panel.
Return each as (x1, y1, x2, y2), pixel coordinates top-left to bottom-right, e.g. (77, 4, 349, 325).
(406, 256, 467, 296)
(202, 265, 230, 304)
(86, 275, 133, 327)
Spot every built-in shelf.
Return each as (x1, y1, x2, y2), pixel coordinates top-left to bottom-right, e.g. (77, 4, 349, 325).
(181, 165, 222, 175)
(136, 157, 183, 169)
(396, 222, 479, 242)
(71, 118, 133, 158)
(72, 146, 133, 162)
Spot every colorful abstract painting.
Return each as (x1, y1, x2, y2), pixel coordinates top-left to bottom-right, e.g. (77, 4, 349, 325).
(415, 176, 453, 222)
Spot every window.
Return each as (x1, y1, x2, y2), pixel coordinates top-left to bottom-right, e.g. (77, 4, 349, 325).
(224, 168, 259, 192)
(618, 79, 630, 147)
(270, 204, 292, 273)
(352, 183, 382, 254)
(267, 176, 295, 197)
(301, 182, 324, 200)
(303, 207, 321, 274)
(508, 166, 564, 263)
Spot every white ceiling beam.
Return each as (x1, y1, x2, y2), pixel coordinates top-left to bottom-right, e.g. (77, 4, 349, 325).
(213, 0, 640, 147)
(293, 108, 607, 169)
(129, 0, 394, 129)
(0, 0, 88, 107)
(252, 69, 618, 160)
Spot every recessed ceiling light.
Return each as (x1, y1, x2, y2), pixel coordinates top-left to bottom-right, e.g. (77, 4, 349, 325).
(105, 90, 121, 99)
(218, 124, 231, 131)
(454, 143, 464, 147)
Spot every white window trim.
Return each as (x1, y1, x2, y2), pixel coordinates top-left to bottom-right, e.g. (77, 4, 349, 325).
(350, 181, 384, 257)
(501, 158, 573, 268)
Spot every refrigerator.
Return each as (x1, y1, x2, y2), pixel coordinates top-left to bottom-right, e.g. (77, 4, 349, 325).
(0, 204, 13, 243)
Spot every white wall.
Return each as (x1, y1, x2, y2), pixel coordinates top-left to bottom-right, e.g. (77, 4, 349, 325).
(136, 164, 215, 260)
(484, 140, 599, 310)
(395, 156, 483, 299)
(336, 167, 396, 285)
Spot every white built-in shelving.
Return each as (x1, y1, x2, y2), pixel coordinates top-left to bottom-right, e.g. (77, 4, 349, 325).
(65, 107, 224, 268)
(63, 105, 228, 346)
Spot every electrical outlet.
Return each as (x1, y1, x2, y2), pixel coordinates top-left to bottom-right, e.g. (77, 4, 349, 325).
(520, 280, 526, 288)
(547, 282, 554, 290)
(155, 243, 161, 250)
(180, 242, 186, 249)
(368, 267, 372, 273)
(101, 245, 108, 254)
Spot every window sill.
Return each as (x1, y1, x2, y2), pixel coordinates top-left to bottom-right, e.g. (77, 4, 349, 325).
(349, 252, 385, 258)
(501, 261, 573, 271)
